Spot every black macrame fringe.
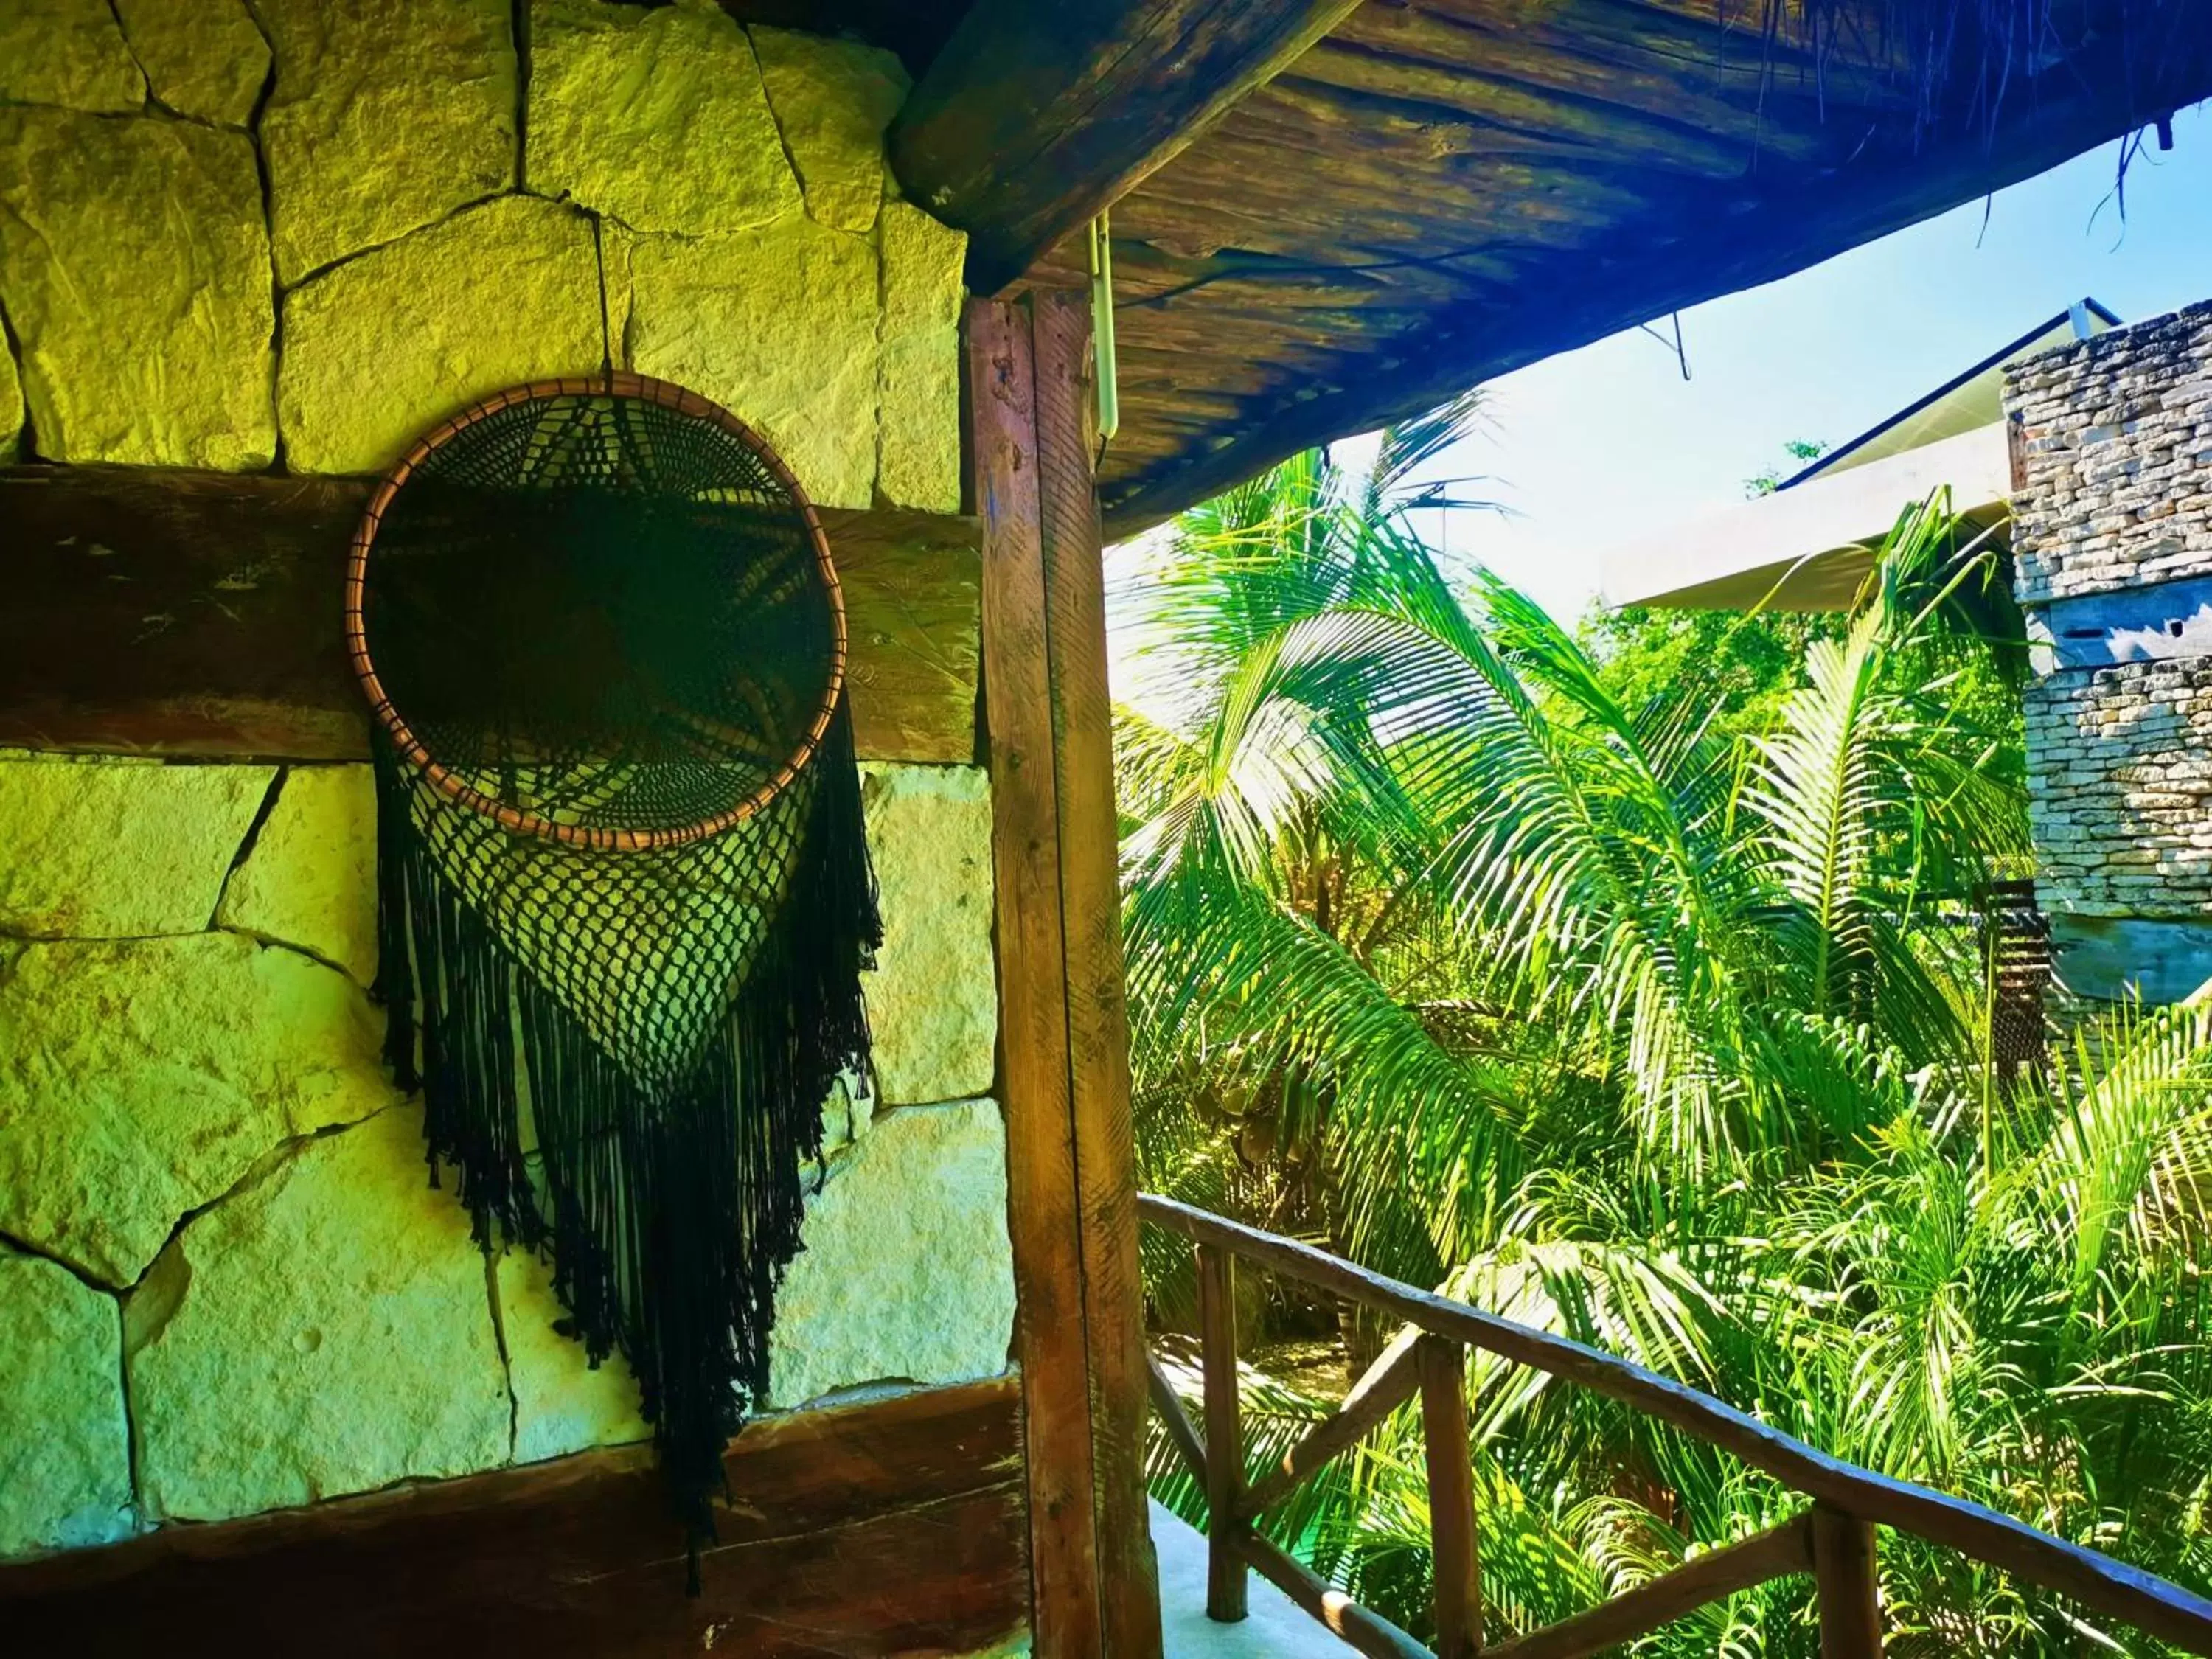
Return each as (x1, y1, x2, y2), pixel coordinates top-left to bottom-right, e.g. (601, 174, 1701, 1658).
(369, 702, 880, 1591)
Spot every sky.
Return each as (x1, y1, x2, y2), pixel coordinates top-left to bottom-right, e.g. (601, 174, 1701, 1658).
(1384, 102, 2212, 624)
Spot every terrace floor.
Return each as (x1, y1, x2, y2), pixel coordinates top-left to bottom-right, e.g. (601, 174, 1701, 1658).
(1152, 1500, 1355, 1658)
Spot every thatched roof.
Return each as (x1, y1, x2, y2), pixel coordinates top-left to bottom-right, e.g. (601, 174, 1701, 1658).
(734, 1, 2212, 535)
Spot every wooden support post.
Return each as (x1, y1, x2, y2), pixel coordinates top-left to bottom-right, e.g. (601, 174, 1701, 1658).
(970, 293, 1161, 1658)
(1812, 1506, 1883, 1658)
(1030, 288, 1162, 1658)
(1198, 1243, 1247, 1622)
(1417, 1336, 1481, 1658)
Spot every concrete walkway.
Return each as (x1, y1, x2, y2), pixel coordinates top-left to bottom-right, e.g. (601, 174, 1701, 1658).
(1151, 1500, 1357, 1658)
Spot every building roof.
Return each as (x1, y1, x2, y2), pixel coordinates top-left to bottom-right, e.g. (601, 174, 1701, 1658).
(1601, 298, 2119, 611)
(1781, 299, 2121, 486)
(731, 2, 2212, 536)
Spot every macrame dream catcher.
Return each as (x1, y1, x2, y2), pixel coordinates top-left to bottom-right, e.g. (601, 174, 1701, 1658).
(345, 372, 878, 1583)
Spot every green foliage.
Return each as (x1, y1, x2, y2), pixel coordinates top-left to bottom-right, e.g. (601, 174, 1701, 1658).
(1582, 437, 2028, 747)
(1116, 430, 2212, 1653)
(1579, 601, 1844, 737)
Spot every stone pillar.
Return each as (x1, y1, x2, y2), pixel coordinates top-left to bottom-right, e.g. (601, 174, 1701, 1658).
(2006, 299, 2212, 1003)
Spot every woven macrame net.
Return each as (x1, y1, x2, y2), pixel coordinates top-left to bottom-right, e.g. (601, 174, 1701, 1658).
(353, 379, 878, 1585)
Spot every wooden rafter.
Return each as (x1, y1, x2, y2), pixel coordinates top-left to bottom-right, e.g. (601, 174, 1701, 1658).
(1066, 1, 2212, 537)
(891, 0, 1365, 293)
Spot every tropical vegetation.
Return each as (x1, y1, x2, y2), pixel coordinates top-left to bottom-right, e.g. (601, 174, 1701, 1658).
(1114, 400, 2212, 1655)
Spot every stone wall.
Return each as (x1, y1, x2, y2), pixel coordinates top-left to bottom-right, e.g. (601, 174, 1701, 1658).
(0, 0, 965, 513)
(2006, 299, 2212, 1000)
(0, 754, 1012, 1551)
(0, 0, 1013, 1579)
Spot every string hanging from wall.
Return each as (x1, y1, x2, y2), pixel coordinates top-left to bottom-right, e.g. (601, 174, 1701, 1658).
(345, 371, 878, 1587)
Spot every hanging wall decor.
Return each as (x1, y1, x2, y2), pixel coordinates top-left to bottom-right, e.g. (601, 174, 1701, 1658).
(345, 372, 880, 1583)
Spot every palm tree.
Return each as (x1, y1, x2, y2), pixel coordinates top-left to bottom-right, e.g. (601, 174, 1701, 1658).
(1119, 430, 2212, 1652)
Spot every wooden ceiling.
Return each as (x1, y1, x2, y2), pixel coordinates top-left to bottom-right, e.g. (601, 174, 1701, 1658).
(734, 1, 2212, 538)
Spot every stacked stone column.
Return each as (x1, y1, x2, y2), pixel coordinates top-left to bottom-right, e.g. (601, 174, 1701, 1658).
(2006, 299, 2212, 1004)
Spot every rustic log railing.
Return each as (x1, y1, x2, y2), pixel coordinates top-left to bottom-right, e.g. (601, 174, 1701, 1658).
(1138, 1193, 2212, 1659)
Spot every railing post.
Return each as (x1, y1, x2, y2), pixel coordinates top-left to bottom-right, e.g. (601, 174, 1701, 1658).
(1198, 1242, 1247, 1621)
(1417, 1335, 1481, 1658)
(1812, 1506, 1883, 1657)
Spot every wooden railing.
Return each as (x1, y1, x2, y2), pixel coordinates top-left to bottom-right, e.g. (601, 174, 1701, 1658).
(1138, 1194, 2212, 1658)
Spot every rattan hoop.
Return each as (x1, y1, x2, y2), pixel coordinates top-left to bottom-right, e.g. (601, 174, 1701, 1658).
(342, 371, 848, 852)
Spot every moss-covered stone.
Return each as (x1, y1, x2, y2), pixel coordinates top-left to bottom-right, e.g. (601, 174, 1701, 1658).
(769, 1099, 1014, 1407)
(861, 763, 997, 1104)
(528, 0, 798, 235)
(751, 25, 908, 234)
(216, 766, 378, 986)
(0, 1248, 133, 1557)
(279, 196, 605, 476)
(0, 0, 145, 113)
(876, 202, 966, 512)
(629, 216, 877, 508)
(0, 759, 271, 939)
(0, 111, 276, 468)
(495, 1248, 650, 1464)
(131, 1105, 511, 1522)
(113, 0, 270, 128)
(256, 0, 516, 283)
(0, 933, 399, 1287)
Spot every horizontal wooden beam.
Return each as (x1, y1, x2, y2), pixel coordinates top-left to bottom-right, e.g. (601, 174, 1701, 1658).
(0, 466, 981, 766)
(0, 1377, 1027, 1658)
(1487, 1514, 1812, 1659)
(889, 0, 1363, 293)
(1139, 1193, 2212, 1656)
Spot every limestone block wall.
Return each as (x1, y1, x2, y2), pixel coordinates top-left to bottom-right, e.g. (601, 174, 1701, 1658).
(2006, 299, 2212, 1001)
(0, 0, 966, 513)
(0, 754, 1012, 1554)
(0, 0, 1011, 1572)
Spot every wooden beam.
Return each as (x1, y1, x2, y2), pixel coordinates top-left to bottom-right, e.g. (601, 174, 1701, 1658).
(972, 293, 1163, 1656)
(889, 0, 1363, 293)
(0, 1377, 1026, 1658)
(1486, 1515, 1812, 1659)
(973, 294, 1105, 1658)
(0, 466, 981, 766)
(1096, 25, 2212, 539)
(1029, 285, 1163, 1657)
